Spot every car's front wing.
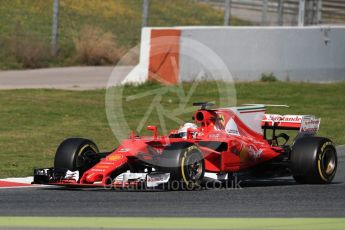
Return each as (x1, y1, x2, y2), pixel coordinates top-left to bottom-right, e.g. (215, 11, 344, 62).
(33, 168, 170, 189)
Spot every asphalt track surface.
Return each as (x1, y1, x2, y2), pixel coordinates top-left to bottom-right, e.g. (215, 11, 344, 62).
(0, 66, 132, 90)
(1, 146, 344, 218)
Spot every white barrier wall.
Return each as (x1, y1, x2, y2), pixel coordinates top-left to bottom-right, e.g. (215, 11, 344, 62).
(123, 26, 345, 84)
(179, 26, 345, 82)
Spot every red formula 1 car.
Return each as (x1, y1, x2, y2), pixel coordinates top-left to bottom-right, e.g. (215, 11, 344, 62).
(33, 103, 338, 189)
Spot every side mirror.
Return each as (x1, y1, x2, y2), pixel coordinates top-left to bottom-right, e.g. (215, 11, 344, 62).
(186, 128, 197, 139)
(147, 126, 157, 139)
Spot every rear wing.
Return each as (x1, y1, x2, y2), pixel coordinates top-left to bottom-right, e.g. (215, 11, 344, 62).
(262, 114, 321, 134)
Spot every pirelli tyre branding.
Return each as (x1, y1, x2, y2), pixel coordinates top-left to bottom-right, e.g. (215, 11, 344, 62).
(318, 141, 335, 182)
(78, 144, 98, 156)
(181, 145, 203, 188)
(321, 141, 332, 153)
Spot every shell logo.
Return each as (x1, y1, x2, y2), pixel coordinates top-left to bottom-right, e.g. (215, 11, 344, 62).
(108, 154, 123, 161)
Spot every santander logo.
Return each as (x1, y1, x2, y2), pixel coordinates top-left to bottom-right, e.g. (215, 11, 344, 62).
(264, 114, 303, 123)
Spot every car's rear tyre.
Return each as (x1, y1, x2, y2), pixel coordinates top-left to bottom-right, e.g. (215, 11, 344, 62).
(292, 175, 307, 184)
(158, 142, 205, 190)
(54, 138, 99, 173)
(291, 136, 337, 184)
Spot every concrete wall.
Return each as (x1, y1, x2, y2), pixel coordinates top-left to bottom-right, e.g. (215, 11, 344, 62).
(122, 26, 345, 84)
(179, 26, 345, 82)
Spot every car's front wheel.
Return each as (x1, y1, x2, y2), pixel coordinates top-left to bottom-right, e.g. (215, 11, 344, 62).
(54, 138, 99, 173)
(158, 142, 205, 190)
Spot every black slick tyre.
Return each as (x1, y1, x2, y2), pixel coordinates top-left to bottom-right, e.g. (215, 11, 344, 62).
(54, 138, 99, 173)
(158, 142, 205, 190)
(291, 136, 337, 184)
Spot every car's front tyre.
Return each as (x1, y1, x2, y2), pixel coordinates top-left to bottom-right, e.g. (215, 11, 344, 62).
(158, 142, 205, 190)
(54, 138, 99, 173)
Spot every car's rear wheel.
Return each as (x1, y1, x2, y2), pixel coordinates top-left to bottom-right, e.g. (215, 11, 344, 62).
(54, 138, 99, 173)
(292, 175, 306, 184)
(158, 142, 205, 190)
(291, 136, 337, 184)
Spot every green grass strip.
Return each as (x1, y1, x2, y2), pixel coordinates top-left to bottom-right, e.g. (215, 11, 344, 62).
(1, 82, 345, 178)
(0, 217, 344, 229)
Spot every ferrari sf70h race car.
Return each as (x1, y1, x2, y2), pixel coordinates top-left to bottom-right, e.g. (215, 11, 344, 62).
(33, 103, 338, 190)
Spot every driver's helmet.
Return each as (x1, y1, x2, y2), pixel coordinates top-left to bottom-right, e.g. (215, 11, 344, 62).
(178, 123, 197, 139)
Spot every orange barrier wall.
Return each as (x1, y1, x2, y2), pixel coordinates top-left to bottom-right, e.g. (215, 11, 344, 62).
(148, 29, 181, 84)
